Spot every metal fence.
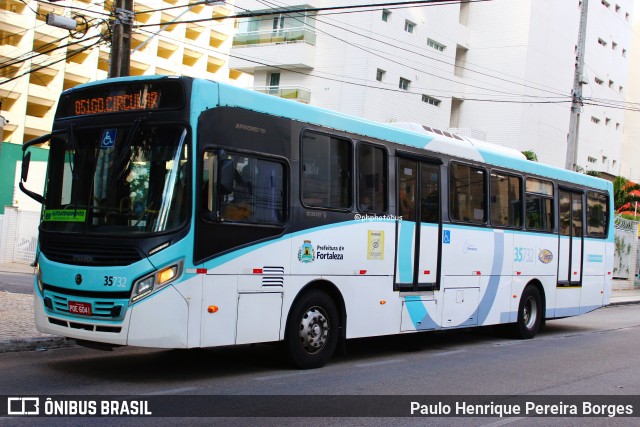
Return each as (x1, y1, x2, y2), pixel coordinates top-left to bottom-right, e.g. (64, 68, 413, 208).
(613, 215, 639, 286)
(0, 207, 40, 265)
(13, 210, 40, 264)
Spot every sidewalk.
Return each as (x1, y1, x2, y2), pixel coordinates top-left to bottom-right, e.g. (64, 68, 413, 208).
(1, 262, 640, 353)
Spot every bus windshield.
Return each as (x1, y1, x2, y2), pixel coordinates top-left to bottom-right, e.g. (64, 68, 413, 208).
(41, 122, 189, 235)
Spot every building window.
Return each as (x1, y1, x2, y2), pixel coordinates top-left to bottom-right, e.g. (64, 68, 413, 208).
(612, 41, 618, 50)
(619, 85, 624, 93)
(595, 77, 604, 85)
(421, 95, 441, 106)
(622, 48, 627, 57)
(376, 68, 385, 82)
(615, 4, 621, 12)
(626, 12, 630, 20)
(404, 20, 415, 33)
(605, 118, 611, 125)
(616, 123, 620, 130)
(399, 77, 411, 90)
(382, 9, 391, 22)
(608, 79, 614, 88)
(601, 0, 610, 8)
(591, 116, 600, 124)
(588, 156, 597, 163)
(427, 38, 445, 52)
(598, 38, 607, 47)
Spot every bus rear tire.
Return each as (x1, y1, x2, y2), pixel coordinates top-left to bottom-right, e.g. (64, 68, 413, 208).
(285, 290, 339, 369)
(513, 285, 542, 339)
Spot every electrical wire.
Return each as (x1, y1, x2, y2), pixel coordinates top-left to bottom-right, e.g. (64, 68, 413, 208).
(133, 0, 495, 28)
(0, 34, 107, 87)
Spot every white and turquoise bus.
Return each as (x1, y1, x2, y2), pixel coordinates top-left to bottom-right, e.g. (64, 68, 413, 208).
(20, 75, 613, 369)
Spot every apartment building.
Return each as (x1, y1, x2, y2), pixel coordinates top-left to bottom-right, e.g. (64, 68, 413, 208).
(0, 0, 250, 146)
(230, 0, 634, 171)
(622, 1, 640, 182)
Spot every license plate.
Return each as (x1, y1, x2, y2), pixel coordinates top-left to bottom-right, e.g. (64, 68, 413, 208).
(68, 301, 92, 316)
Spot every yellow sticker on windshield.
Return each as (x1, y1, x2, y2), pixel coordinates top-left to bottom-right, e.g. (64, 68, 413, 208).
(43, 209, 87, 222)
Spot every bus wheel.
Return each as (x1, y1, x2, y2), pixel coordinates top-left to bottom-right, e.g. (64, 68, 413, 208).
(285, 290, 339, 369)
(513, 285, 542, 339)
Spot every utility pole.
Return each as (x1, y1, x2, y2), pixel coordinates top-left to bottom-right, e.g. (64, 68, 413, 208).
(565, 0, 589, 171)
(108, 0, 134, 78)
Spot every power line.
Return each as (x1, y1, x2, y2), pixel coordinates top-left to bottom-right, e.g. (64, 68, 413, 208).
(133, 0, 494, 28)
(0, 34, 107, 87)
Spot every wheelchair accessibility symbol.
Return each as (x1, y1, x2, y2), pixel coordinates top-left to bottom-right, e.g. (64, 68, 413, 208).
(443, 230, 451, 244)
(101, 129, 117, 149)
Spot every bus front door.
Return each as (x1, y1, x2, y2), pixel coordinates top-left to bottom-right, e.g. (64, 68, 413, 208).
(395, 156, 441, 291)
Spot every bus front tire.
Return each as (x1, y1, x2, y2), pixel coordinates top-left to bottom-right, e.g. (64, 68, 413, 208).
(285, 290, 339, 369)
(513, 285, 542, 339)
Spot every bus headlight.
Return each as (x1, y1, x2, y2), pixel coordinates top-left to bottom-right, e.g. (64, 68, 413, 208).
(132, 275, 155, 302)
(131, 260, 183, 303)
(36, 265, 44, 295)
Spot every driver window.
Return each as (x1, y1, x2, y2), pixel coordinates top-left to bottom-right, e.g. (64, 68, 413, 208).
(201, 150, 285, 225)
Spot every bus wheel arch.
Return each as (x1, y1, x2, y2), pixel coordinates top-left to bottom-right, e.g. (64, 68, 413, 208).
(513, 280, 545, 339)
(284, 280, 345, 369)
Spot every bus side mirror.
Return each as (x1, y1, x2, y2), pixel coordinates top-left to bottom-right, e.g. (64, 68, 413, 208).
(19, 134, 49, 205)
(219, 158, 234, 195)
(21, 152, 31, 182)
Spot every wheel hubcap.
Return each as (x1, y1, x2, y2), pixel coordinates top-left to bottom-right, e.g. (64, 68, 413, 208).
(523, 296, 538, 329)
(299, 306, 329, 354)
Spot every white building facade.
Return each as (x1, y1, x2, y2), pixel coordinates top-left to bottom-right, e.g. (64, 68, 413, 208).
(622, 0, 640, 183)
(230, 0, 634, 171)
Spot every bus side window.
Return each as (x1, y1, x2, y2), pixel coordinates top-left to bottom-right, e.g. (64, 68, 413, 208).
(357, 143, 388, 213)
(525, 178, 554, 232)
(587, 191, 608, 237)
(301, 130, 352, 210)
(202, 151, 285, 224)
(449, 162, 487, 224)
(201, 151, 215, 214)
(490, 172, 522, 228)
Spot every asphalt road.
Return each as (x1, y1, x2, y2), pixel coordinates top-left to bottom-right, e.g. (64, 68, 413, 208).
(1, 304, 639, 426)
(0, 272, 33, 294)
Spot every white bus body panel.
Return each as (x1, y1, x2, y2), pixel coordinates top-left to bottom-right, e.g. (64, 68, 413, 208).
(128, 286, 189, 348)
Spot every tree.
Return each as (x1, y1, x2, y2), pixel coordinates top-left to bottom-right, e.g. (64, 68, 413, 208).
(613, 176, 640, 211)
(521, 150, 538, 161)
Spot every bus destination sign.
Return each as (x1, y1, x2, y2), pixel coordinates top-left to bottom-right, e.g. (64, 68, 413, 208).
(74, 91, 160, 116)
(59, 80, 184, 118)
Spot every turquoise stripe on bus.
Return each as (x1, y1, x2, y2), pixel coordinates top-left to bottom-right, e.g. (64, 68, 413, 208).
(476, 231, 505, 324)
(404, 296, 438, 330)
(397, 221, 415, 283)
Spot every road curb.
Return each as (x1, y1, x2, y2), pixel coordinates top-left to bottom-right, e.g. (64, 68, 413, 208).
(608, 300, 640, 306)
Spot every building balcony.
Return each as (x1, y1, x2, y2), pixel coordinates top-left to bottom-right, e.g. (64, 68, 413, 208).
(253, 86, 311, 104)
(230, 28, 316, 72)
(24, 115, 53, 136)
(232, 27, 316, 48)
(28, 84, 57, 106)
